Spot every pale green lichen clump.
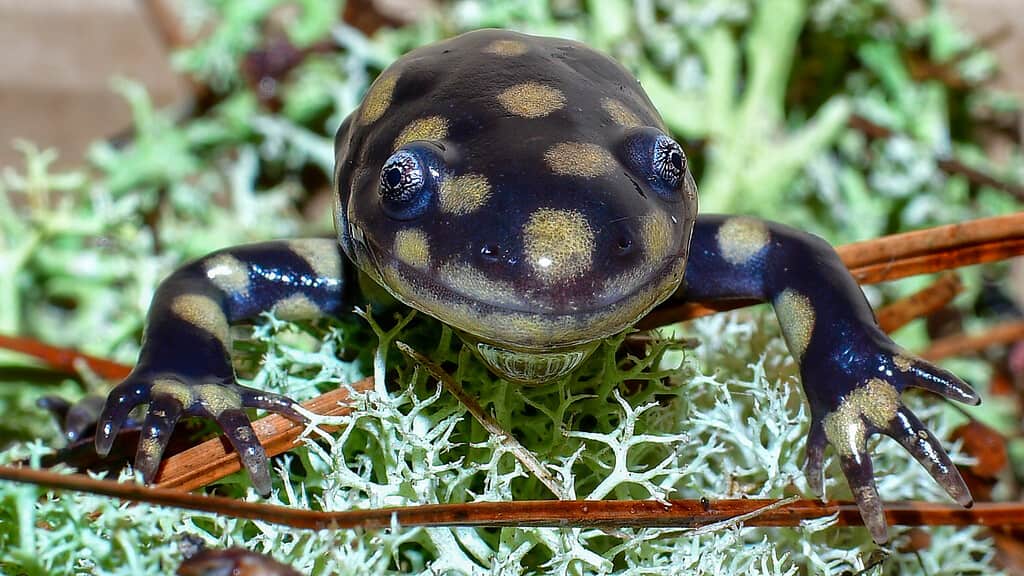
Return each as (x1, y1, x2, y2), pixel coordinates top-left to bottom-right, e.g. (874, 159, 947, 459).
(0, 308, 999, 574)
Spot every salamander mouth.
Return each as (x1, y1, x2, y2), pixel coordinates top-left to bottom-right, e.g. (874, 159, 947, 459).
(366, 247, 687, 352)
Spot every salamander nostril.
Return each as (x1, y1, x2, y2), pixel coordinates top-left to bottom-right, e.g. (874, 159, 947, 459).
(614, 234, 634, 256)
(480, 243, 502, 263)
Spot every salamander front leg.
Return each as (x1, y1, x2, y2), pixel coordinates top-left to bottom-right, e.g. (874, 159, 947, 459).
(681, 215, 979, 543)
(96, 239, 349, 494)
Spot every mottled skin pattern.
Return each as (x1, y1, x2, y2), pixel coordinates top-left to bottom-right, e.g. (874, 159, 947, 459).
(94, 29, 979, 544)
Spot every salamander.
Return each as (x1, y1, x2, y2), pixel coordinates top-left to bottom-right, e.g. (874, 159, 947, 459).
(94, 29, 980, 544)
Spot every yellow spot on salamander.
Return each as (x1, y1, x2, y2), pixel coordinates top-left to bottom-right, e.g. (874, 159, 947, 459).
(360, 73, 398, 124)
(140, 436, 162, 461)
(439, 262, 523, 307)
(195, 384, 242, 417)
(497, 83, 566, 118)
(204, 254, 250, 297)
(544, 142, 616, 178)
(151, 378, 194, 407)
(393, 116, 450, 150)
(483, 39, 529, 56)
(287, 239, 343, 281)
(439, 173, 492, 215)
(523, 209, 594, 283)
(823, 378, 900, 456)
(640, 210, 675, 263)
(601, 97, 642, 128)
(893, 353, 914, 372)
(170, 294, 230, 347)
(394, 229, 431, 270)
(717, 217, 769, 265)
(775, 289, 815, 362)
(273, 293, 322, 320)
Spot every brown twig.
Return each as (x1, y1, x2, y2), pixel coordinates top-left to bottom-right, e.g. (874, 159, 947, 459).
(0, 334, 131, 381)
(921, 320, 1024, 362)
(876, 272, 963, 334)
(937, 158, 1024, 202)
(155, 377, 373, 491)
(640, 214, 1024, 329)
(623, 333, 701, 348)
(835, 213, 1024, 270)
(4, 464, 1024, 532)
(845, 238, 1024, 285)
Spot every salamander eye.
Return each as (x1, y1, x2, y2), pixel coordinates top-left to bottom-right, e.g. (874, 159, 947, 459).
(379, 146, 436, 220)
(381, 151, 423, 201)
(652, 135, 685, 189)
(622, 128, 690, 202)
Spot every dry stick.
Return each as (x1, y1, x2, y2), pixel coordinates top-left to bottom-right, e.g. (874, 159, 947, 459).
(846, 238, 1024, 285)
(138, 0, 213, 104)
(836, 213, 1024, 270)
(921, 320, 1024, 362)
(875, 272, 963, 334)
(639, 213, 1024, 329)
(5, 464, 1024, 532)
(0, 334, 131, 381)
(394, 341, 565, 498)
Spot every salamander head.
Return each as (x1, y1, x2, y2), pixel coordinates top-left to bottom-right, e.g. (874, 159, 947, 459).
(334, 29, 698, 382)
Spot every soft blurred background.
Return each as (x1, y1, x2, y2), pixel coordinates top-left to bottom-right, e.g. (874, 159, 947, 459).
(0, 1, 1022, 574)
(3, 0, 1024, 170)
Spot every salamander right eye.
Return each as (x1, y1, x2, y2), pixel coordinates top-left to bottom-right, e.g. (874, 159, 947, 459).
(379, 146, 435, 220)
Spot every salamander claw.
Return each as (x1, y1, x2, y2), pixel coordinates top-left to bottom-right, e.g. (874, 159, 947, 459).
(239, 389, 306, 422)
(96, 374, 304, 494)
(905, 358, 981, 406)
(806, 346, 979, 544)
(215, 409, 272, 494)
(803, 421, 828, 498)
(39, 394, 106, 443)
(884, 406, 972, 507)
(96, 378, 153, 456)
(135, 394, 184, 483)
(837, 452, 886, 544)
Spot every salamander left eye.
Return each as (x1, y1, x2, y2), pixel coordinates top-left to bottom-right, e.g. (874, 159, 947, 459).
(379, 145, 437, 220)
(652, 135, 685, 189)
(622, 128, 690, 202)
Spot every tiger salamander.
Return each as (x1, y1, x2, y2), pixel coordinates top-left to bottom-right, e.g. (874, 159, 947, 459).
(95, 29, 979, 544)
